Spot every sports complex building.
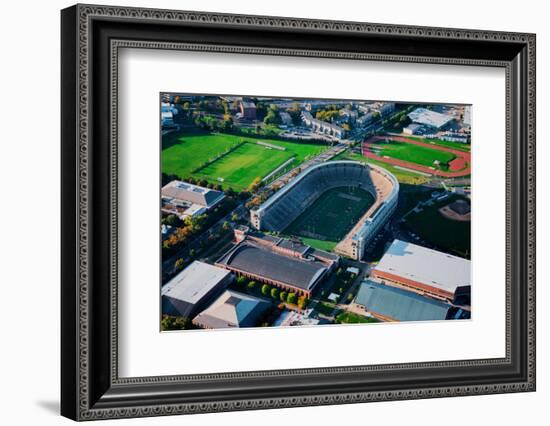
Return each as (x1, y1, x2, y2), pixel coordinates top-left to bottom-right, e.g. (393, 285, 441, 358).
(371, 239, 471, 303)
(355, 279, 452, 322)
(250, 161, 399, 260)
(216, 228, 339, 297)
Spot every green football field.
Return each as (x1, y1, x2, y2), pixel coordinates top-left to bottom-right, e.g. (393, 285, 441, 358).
(373, 140, 456, 170)
(284, 187, 375, 248)
(162, 131, 327, 190)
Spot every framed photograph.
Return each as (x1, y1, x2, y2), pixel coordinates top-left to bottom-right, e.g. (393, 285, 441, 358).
(61, 4, 536, 421)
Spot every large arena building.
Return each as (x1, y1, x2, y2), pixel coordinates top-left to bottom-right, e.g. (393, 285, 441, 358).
(371, 239, 471, 303)
(250, 161, 399, 260)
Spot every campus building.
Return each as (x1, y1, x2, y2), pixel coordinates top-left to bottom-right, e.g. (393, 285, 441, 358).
(216, 230, 338, 297)
(161, 180, 225, 220)
(192, 290, 271, 329)
(371, 239, 471, 303)
(239, 100, 257, 120)
(355, 279, 451, 322)
(301, 111, 346, 139)
(161, 261, 234, 319)
(403, 123, 424, 135)
(408, 107, 454, 130)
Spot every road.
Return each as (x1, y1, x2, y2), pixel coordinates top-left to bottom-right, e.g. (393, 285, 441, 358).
(161, 203, 247, 280)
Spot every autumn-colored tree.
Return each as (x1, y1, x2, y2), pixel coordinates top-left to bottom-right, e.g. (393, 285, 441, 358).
(247, 176, 263, 193)
(174, 258, 185, 270)
(297, 295, 309, 310)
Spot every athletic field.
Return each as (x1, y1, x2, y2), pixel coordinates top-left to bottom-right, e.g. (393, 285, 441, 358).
(284, 187, 375, 250)
(372, 140, 456, 170)
(402, 195, 471, 258)
(333, 150, 430, 185)
(198, 142, 293, 190)
(162, 131, 327, 190)
(363, 136, 471, 178)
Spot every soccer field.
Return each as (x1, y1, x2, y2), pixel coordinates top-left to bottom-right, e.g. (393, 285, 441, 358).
(198, 143, 293, 190)
(373, 140, 456, 169)
(284, 187, 375, 248)
(162, 131, 327, 190)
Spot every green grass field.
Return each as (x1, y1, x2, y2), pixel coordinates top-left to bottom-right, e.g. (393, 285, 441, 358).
(284, 187, 375, 249)
(299, 237, 338, 252)
(336, 311, 378, 324)
(402, 194, 471, 258)
(162, 131, 327, 190)
(198, 143, 293, 190)
(373, 140, 456, 170)
(332, 150, 431, 185)
(406, 136, 471, 152)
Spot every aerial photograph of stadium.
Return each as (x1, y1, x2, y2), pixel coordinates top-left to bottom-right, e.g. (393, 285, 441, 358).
(160, 93, 472, 331)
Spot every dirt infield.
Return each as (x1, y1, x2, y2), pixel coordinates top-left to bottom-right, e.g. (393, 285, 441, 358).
(362, 136, 471, 178)
(439, 205, 471, 222)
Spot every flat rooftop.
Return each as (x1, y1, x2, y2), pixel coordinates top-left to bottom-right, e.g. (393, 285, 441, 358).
(161, 261, 232, 304)
(373, 239, 470, 293)
(193, 290, 270, 329)
(161, 180, 225, 207)
(408, 107, 453, 128)
(217, 242, 327, 291)
(356, 280, 450, 322)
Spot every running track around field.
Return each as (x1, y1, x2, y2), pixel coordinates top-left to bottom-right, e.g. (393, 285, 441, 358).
(362, 135, 471, 178)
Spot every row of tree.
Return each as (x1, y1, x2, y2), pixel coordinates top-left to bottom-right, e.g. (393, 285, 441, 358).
(235, 276, 309, 309)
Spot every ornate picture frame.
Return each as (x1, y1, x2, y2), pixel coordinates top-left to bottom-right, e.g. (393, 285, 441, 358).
(61, 4, 535, 421)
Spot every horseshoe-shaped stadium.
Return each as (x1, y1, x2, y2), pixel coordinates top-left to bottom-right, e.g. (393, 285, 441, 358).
(250, 160, 399, 260)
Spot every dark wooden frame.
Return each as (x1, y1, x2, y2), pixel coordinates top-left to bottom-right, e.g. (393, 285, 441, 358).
(61, 3, 536, 421)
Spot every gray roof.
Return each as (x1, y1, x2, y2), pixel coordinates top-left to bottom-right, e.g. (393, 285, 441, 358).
(408, 107, 453, 128)
(356, 280, 450, 321)
(374, 240, 471, 293)
(218, 243, 327, 291)
(161, 261, 232, 304)
(161, 180, 224, 207)
(193, 290, 270, 328)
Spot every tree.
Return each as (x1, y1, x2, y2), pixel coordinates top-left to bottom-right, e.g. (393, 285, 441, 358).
(188, 249, 196, 259)
(222, 221, 231, 231)
(236, 275, 247, 286)
(297, 295, 309, 309)
(230, 213, 239, 222)
(247, 176, 263, 193)
(162, 214, 181, 227)
(160, 315, 190, 331)
(261, 284, 271, 296)
(347, 293, 354, 303)
(270, 287, 279, 299)
(174, 258, 185, 270)
(247, 281, 257, 290)
(286, 292, 297, 305)
(279, 291, 287, 302)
